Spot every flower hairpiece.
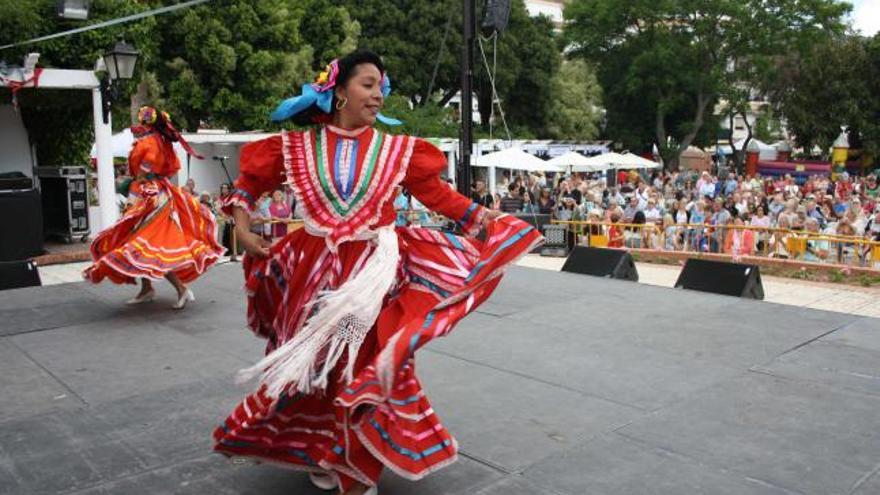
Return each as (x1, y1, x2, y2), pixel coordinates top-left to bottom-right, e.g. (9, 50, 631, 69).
(312, 60, 339, 92)
(137, 106, 157, 125)
(270, 58, 401, 125)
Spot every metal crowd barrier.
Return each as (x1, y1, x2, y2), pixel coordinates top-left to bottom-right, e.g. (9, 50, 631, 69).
(223, 218, 305, 261)
(553, 220, 880, 268)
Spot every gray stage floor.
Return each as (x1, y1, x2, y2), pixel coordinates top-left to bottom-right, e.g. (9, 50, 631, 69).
(1, 263, 879, 495)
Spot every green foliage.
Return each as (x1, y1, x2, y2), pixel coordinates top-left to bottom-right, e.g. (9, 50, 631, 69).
(765, 35, 870, 154)
(564, 0, 850, 168)
(336, 0, 461, 107)
(753, 106, 784, 143)
(152, 0, 355, 131)
(0, 0, 360, 168)
(860, 35, 880, 158)
(377, 94, 459, 138)
(858, 274, 880, 287)
(340, 0, 561, 138)
(0, 0, 159, 166)
(546, 60, 602, 141)
(481, 5, 561, 138)
(765, 32, 880, 160)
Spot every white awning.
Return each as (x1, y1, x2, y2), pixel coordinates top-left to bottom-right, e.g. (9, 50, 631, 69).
(473, 146, 558, 171)
(584, 152, 660, 170)
(546, 151, 609, 172)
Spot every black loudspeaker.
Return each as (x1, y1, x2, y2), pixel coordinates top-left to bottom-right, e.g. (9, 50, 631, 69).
(0, 172, 33, 190)
(481, 0, 512, 35)
(0, 189, 44, 261)
(0, 260, 42, 291)
(674, 258, 764, 300)
(561, 247, 639, 281)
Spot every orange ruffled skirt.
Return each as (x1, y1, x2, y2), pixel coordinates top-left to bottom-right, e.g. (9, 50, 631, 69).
(84, 178, 225, 284)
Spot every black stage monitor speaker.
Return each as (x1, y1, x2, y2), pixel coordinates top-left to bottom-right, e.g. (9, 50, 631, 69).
(674, 258, 764, 300)
(561, 247, 638, 281)
(0, 189, 44, 261)
(0, 260, 42, 291)
(0, 171, 34, 191)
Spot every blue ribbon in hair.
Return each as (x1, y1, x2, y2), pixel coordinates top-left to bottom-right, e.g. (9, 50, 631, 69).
(270, 74, 402, 126)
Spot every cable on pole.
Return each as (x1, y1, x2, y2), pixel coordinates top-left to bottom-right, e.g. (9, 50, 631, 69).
(0, 0, 213, 51)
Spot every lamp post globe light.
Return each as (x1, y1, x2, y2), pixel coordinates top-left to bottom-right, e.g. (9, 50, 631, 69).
(103, 39, 139, 81)
(99, 38, 139, 124)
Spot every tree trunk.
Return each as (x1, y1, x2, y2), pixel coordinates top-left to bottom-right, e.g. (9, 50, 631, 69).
(675, 91, 711, 158)
(728, 111, 738, 170)
(655, 107, 676, 171)
(438, 89, 458, 108)
(728, 109, 753, 174)
(738, 109, 754, 174)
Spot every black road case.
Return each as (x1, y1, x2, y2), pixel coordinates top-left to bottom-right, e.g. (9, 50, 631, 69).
(36, 166, 91, 243)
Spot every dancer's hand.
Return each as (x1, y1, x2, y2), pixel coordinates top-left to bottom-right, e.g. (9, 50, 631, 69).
(231, 206, 270, 258)
(482, 208, 504, 227)
(237, 230, 271, 258)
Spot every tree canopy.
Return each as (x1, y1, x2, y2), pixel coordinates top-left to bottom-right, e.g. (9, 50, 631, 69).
(153, 0, 358, 131)
(563, 0, 850, 169)
(0, 0, 158, 165)
(545, 60, 602, 141)
(339, 0, 562, 137)
(765, 33, 880, 158)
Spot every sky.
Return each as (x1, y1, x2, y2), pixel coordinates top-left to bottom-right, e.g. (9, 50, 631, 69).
(849, 0, 880, 36)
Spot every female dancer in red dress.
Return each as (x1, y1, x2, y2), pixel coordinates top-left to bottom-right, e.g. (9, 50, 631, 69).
(214, 51, 542, 494)
(84, 107, 225, 309)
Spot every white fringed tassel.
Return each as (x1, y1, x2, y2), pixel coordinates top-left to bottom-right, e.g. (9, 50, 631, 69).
(237, 227, 400, 398)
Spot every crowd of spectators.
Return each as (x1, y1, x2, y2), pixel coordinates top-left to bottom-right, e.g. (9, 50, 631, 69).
(175, 169, 880, 266)
(476, 169, 880, 264)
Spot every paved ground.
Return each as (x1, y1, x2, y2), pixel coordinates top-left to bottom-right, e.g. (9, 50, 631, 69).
(3, 263, 880, 494)
(518, 255, 880, 319)
(41, 256, 880, 318)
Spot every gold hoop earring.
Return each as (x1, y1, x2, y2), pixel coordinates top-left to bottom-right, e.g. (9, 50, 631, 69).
(335, 98, 347, 110)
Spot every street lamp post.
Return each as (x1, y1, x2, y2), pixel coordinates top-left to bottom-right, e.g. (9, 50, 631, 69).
(99, 38, 139, 124)
(93, 38, 138, 230)
(458, 0, 475, 197)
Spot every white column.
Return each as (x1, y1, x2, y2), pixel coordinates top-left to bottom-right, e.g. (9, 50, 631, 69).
(173, 145, 188, 186)
(92, 87, 117, 230)
(446, 150, 456, 183)
(489, 165, 496, 196)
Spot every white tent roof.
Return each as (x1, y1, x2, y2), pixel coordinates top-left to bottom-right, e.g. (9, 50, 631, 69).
(546, 151, 608, 172)
(473, 147, 557, 171)
(90, 128, 185, 158)
(585, 152, 660, 170)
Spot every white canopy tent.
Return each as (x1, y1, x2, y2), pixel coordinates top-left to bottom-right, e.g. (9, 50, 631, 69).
(584, 152, 660, 170)
(546, 151, 609, 173)
(472, 146, 557, 171)
(90, 128, 185, 159)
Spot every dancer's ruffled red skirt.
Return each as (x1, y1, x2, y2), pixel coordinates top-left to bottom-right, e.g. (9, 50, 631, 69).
(213, 215, 541, 489)
(84, 178, 225, 284)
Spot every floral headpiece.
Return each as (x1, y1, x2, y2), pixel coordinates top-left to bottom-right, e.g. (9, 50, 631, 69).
(270, 59, 401, 126)
(132, 106, 203, 159)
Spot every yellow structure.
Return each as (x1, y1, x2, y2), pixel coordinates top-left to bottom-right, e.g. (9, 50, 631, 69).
(831, 130, 849, 180)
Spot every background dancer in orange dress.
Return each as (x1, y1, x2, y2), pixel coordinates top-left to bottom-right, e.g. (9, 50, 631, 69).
(213, 50, 543, 495)
(83, 107, 225, 309)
